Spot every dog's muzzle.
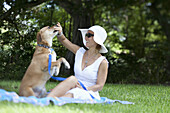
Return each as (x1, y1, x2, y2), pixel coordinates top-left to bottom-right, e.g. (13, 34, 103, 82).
(53, 25, 59, 33)
(53, 30, 58, 33)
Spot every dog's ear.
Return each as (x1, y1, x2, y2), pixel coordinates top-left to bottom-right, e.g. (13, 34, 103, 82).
(37, 32, 42, 44)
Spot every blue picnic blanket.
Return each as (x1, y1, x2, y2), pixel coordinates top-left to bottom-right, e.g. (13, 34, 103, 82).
(0, 89, 134, 106)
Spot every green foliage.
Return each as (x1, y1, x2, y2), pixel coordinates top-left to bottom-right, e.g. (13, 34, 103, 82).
(0, 1, 170, 84)
(98, 3, 169, 84)
(0, 2, 70, 80)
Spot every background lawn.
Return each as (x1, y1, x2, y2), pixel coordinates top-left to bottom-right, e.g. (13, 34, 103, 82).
(0, 80, 169, 113)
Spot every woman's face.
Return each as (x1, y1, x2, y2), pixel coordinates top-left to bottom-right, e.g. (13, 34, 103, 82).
(85, 30, 97, 48)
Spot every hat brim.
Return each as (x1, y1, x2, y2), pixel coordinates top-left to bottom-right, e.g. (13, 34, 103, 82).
(78, 29, 108, 53)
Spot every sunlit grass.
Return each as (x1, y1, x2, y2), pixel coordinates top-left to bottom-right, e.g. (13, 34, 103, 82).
(0, 80, 169, 113)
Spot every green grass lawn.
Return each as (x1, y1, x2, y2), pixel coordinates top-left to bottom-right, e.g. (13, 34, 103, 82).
(0, 80, 169, 113)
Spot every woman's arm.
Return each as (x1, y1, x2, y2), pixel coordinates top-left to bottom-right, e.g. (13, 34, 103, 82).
(56, 22, 80, 54)
(57, 34, 80, 54)
(87, 59, 108, 92)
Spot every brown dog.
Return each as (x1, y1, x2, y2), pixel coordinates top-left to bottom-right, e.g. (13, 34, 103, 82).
(19, 25, 70, 98)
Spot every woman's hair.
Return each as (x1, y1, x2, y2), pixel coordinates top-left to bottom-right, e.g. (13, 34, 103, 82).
(96, 44, 101, 51)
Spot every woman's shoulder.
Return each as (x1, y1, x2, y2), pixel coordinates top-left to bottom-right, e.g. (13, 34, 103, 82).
(99, 56, 109, 66)
(97, 58, 109, 71)
(76, 47, 86, 54)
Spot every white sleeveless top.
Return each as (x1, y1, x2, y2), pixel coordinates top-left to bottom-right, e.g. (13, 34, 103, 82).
(74, 47, 107, 96)
(66, 47, 108, 100)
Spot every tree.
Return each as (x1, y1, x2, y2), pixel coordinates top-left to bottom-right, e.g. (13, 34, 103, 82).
(53, 0, 94, 74)
(148, 0, 170, 78)
(0, 0, 169, 84)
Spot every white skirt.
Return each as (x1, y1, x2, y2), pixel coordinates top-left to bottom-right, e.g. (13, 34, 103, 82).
(66, 87, 100, 100)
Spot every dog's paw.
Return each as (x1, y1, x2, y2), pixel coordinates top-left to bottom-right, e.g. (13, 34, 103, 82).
(53, 67, 59, 76)
(55, 67, 59, 76)
(61, 58, 70, 69)
(65, 62, 70, 69)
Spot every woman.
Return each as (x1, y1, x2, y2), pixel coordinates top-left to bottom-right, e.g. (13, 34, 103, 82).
(47, 22, 108, 100)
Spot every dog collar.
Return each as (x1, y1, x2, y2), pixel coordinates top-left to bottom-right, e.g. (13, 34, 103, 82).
(37, 44, 51, 49)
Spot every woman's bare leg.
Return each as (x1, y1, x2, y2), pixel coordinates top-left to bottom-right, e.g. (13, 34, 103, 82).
(47, 76, 77, 97)
(61, 93, 73, 98)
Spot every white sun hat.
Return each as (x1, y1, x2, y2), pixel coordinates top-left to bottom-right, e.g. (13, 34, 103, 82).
(78, 25, 108, 53)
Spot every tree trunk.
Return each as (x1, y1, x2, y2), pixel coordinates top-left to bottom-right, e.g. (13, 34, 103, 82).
(56, 0, 94, 75)
(63, 14, 92, 75)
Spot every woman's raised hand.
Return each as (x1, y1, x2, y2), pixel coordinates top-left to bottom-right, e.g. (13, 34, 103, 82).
(56, 22, 63, 34)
